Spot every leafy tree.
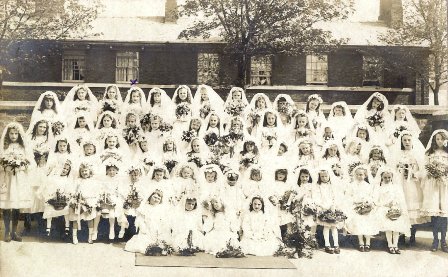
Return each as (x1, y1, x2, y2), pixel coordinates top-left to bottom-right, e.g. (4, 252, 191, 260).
(379, 0, 447, 105)
(0, 0, 103, 86)
(178, 0, 354, 86)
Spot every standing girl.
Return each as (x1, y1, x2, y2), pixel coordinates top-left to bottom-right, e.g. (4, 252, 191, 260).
(0, 122, 33, 242)
(223, 87, 249, 126)
(62, 85, 99, 124)
(147, 87, 175, 123)
(30, 91, 62, 125)
(273, 94, 296, 129)
(258, 109, 286, 152)
(122, 86, 147, 117)
(305, 94, 326, 134)
(98, 84, 123, 116)
(172, 85, 194, 137)
(245, 93, 272, 137)
(193, 84, 224, 121)
(421, 129, 448, 252)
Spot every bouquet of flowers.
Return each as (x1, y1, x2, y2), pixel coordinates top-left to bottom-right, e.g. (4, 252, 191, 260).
(175, 103, 191, 120)
(279, 190, 297, 211)
(0, 152, 31, 175)
(188, 157, 203, 168)
(386, 202, 402, 221)
(215, 240, 245, 258)
(302, 202, 318, 217)
(278, 104, 294, 117)
(123, 187, 142, 210)
(347, 161, 362, 177)
(69, 192, 93, 215)
(143, 158, 154, 167)
(263, 133, 277, 146)
(239, 157, 255, 168)
(225, 101, 246, 117)
(366, 112, 385, 128)
(178, 230, 201, 256)
(199, 104, 211, 119)
(247, 111, 261, 129)
(317, 209, 347, 223)
(46, 189, 69, 210)
(274, 221, 315, 259)
(158, 122, 173, 134)
(222, 132, 243, 145)
(145, 240, 174, 256)
(181, 130, 196, 143)
(354, 200, 374, 215)
(425, 161, 448, 180)
(398, 162, 413, 179)
(100, 152, 122, 163)
(123, 126, 141, 146)
(74, 102, 90, 113)
(204, 132, 219, 146)
(393, 125, 408, 138)
(97, 192, 116, 215)
(51, 121, 65, 136)
(101, 99, 119, 113)
(164, 160, 178, 174)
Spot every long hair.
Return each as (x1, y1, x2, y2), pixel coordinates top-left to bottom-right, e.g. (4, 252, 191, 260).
(297, 168, 312, 187)
(426, 131, 448, 155)
(74, 116, 90, 130)
(174, 87, 192, 104)
(240, 140, 259, 156)
(31, 120, 49, 141)
(38, 95, 57, 112)
(3, 126, 25, 149)
(366, 96, 384, 111)
(73, 87, 90, 101)
(262, 111, 277, 127)
(249, 196, 265, 213)
(55, 139, 71, 154)
(275, 168, 288, 182)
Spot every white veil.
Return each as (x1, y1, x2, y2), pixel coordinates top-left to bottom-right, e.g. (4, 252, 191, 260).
(30, 91, 62, 125)
(193, 85, 225, 117)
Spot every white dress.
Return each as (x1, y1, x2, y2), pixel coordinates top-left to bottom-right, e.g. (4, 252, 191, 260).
(125, 203, 172, 254)
(41, 175, 75, 219)
(421, 151, 448, 217)
(68, 178, 99, 222)
(203, 212, 240, 254)
(0, 144, 32, 209)
(172, 208, 204, 249)
(240, 211, 282, 256)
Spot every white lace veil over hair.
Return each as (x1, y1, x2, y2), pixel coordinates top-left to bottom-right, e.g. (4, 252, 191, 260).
(249, 93, 272, 111)
(148, 164, 170, 180)
(306, 94, 324, 114)
(354, 92, 391, 123)
(425, 129, 448, 151)
(293, 164, 317, 186)
(172, 85, 193, 104)
(328, 101, 353, 121)
(259, 108, 286, 130)
(320, 139, 346, 160)
(147, 87, 175, 122)
(291, 109, 316, 131)
(224, 87, 249, 107)
(200, 111, 225, 136)
(103, 84, 123, 102)
(273, 94, 296, 112)
(30, 91, 62, 125)
(67, 111, 95, 132)
(62, 85, 99, 116)
(199, 163, 224, 185)
(390, 130, 426, 166)
(1, 122, 33, 157)
(367, 143, 391, 164)
(374, 165, 399, 187)
(389, 105, 421, 136)
(123, 86, 147, 110)
(193, 85, 225, 113)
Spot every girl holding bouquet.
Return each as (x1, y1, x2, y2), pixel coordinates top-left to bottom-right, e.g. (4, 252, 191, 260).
(193, 84, 224, 121)
(68, 162, 99, 244)
(345, 165, 379, 252)
(258, 109, 286, 152)
(238, 140, 260, 176)
(171, 163, 200, 206)
(313, 165, 347, 254)
(421, 129, 448, 252)
(30, 91, 62, 126)
(143, 115, 169, 155)
(40, 159, 74, 238)
(161, 137, 180, 176)
(172, 85, 194, 137)
(392, 130, 427, 244)
(223, 87, 249, 126)
(0, 122, 34, 242)
(386, 105, 421, 152)
(178, 117, 202, 155)
(147, 87, 175, 123)
(293, 138, 318, 170)
(354, 92, 392, 143)
(121, 111, 143, 159)
(293, 167, 317, 237)
(245, 93, 272, 137)
(125, 189, 172, 254)
(200, 112, 224, 149)
(62, 85, 99, 124)
(122, 86, 146, 118)
(98, 85, 122, 117)
(305, 94, 326, 134)
(68, 112, 95, 153)
(185, 137, 210, 170)
(289, 110, 316, 144)
(95, 111, 120, 143)
(375, 166, 411, 254)
(273, 94, 296, 128)
(135, 136, 159, 176)
(147, 165, 173, 207)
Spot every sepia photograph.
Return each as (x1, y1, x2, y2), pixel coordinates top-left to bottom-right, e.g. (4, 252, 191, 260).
(0, 0, 447, 276)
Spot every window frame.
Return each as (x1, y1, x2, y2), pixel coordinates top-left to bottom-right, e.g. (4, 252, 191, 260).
(250, 56, 272, 86)
(306, 54, 328, 85)
(362, 55, 384, 87)
(115, 51, 140, 84)
(61, 51, 86, 82)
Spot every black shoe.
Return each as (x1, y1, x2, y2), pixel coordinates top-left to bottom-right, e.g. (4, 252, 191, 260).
(441, 241, 448, 253)
(359, 245, 365, 252)
(388, 247, 396, 254)
(365, 245, 371, 252)
(431, 239, 439, 252)
(394, 247, 401, 254)
(11, 232, 22, 242)
(333, 246, 340, 254)
(325, 246, 334, 254)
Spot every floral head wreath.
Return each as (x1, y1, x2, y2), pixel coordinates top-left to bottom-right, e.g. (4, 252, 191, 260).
(81, 138, 97, 149)
(203, 166, 218, 174)
(126, 164, 143, 175)
(308, 94, 323, 104)
(104, 158, 120, 169)
(79, 162, 94, 171)
(152, 189, 163, 198)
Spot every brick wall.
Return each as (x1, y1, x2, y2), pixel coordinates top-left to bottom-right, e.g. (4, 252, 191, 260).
(328, 51, 363, 87)
(272, 55, 306, 85)
(85, 48, 116, 83)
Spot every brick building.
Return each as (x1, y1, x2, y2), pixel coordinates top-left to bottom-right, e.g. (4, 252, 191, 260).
(1, 0, 430, 105)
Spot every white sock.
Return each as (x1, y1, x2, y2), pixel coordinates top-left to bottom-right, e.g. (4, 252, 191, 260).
(323, 227, 330, 247)
(385, 231, 393, 247)
(331, 227, 339, 247)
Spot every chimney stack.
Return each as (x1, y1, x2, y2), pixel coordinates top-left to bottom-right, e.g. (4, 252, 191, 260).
(165, 0, 178, 23)
(378, 0, 403, 27)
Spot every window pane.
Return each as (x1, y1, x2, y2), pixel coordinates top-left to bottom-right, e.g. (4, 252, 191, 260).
(116, 52, 139, 82)
(250, 56, 272, 85)
(306, 54, 327, 84)
(62, 53, 85, 81)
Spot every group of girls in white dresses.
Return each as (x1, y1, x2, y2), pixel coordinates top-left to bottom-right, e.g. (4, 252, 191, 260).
(0, 84, 447, 257)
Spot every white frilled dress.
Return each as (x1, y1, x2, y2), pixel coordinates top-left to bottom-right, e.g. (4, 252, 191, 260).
(41, 175, 75, 219)
(240, 210, 282, 256)
(313, 182, 346, 229)
(395, 150, 427, 224)
(172, 208, 204, 250)
(421, 151, 448, 217)
(203, 212, 240, 254)
(124, 203, 172, 254)
(294, 183, 317, 228)
(0, 144, 32, 209)
(68, 178, 99, 222)
(345, 180, 379, 236)
(376, 182, 411, 235)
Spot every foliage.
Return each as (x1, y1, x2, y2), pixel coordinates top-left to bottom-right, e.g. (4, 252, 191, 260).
(179, 0, 353, 85)
(378, 0, 447, 105)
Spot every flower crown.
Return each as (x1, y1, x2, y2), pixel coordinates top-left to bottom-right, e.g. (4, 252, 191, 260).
(308, 94, 323, 104)
(152, 189, 163, 198)
(79, 162, 94, 171)
(203, 166, 218, 174)
(126, 165, 142, 174)
(104, 159, 120, 169)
